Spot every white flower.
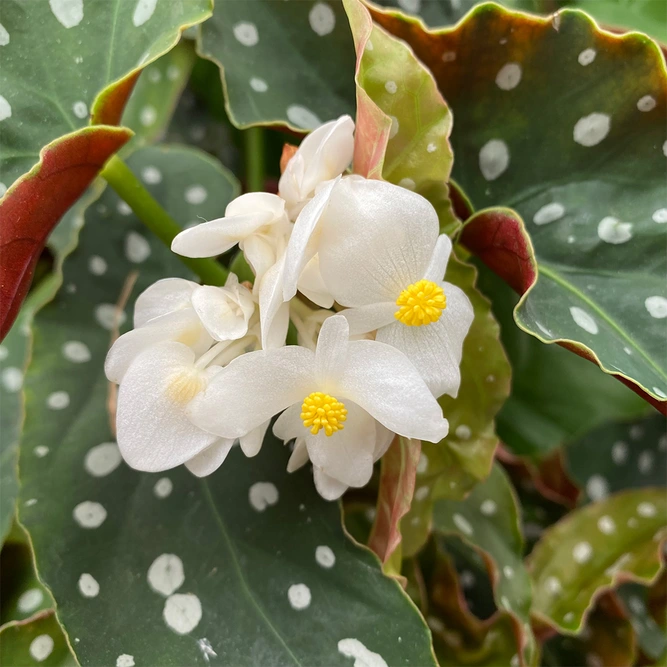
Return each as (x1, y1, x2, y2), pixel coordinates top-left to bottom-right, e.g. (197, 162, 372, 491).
(105, 275, 255, 383)
(285, 177, 474, 398)
(186, 315, 448, 499)
(279, 115, 355, 220)
(171, 192, 291, 285)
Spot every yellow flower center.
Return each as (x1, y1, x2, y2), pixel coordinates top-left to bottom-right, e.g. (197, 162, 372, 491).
(301, 392, 347, 437)
(395, 279, 446, 326)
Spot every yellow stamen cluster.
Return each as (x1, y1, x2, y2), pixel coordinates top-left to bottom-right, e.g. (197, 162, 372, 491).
(395, 279, 446, 326)
(301, 392, 347, 436)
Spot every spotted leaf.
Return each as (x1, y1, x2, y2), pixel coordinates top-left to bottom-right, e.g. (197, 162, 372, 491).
(344, 0, 457, 234)
(475, 263, 648, 459)
(431, 464, 537, 665)
(565, 414, 666, 501)
(401, 254, 511, 558)
(198, 0, 355, 130)
(17, 145, 436, 667)
(617, 582, 667, 661)
(0, 610, 76, 667)
(527, 488, 666, 633)
(369, 3, 667, 408)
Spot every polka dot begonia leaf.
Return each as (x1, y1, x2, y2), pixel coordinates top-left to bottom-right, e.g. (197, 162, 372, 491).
(197, 0, 356, 130)
(401, 255, 511, 559)
(565, 414, 666, 500)
(369, 3, 667, 409)
(344, 0, 457, 234)
(432, 464, 537, 666)
(17, 146, 437, 667)
(526, 488, 666, 634)
(617, 582, 667, 660)
(0, 610, 76, 667)
(0, 0, 211, 191)
(475, 264, 648, 460)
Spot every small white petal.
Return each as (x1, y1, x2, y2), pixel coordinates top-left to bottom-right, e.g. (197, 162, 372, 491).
(313, 466, 348, 500)
(185, 439, 234, 477)
(314, 315, 349, 386)
(191, 282, 254, 342)
(134, 278, 199, 328)
(239, 420, 270, 458)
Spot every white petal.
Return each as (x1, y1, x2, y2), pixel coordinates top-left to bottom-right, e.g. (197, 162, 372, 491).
(373, 423, 395, 461)
(313, 466, 349, 500)
(186, 346, 314, 439)
(134, 278, 198, 327)
(279, 115, 354, 215)
(273, 403, 303, 442)
(287, 438, 310, 473)
(185, 439, 234, 477)
(315, 314, 349, 387)
(225, 192, 286, 218)
(259, 256, 289, 350)
(241, 233, 283, 285)
(282, 177, 339, 302)
(297, 255, 334, 308)
(337, 340, 449, 443)
(191, 284, 254, 341)
(116, 342, 219, 472)
(239, 420, 270, 457)
(377, 282, 473, 398)
(319, 178, 439, 306)
(105, 309, 212, 384)
(305, 401, 376, 487)
(341, 302, 396, 335)
(424, 234, 453, 282)
(171, 212, 275, 258)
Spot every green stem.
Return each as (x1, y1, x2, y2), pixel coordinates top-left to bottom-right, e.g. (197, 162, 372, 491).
(244, 127, 265, 192)
(100, 155, 228, 286)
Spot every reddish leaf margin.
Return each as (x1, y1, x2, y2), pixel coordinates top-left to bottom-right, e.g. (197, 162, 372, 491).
(0, 126, 133, 339)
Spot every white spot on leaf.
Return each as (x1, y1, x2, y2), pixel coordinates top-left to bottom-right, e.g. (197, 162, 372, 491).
(645, 296, 667, 319)
(637, 95, 656, 112)
(586, 475, 608, 501)
(637, 502, 656, 517)
(250, 77, 268, 93)
(398, 0, 421, 12)
(570, 306, 598, 334)
(62, 341, 91, 363)
(533, 202, 565, 225)
(573, 541, 593, 564)
(47, 391, 70, 410)
(453, 513, 473, 536)
(125, 231, 151, 263)
(578, 48, 596, 66)
(233, 21, 259, 46)
(49, 0, 83, 28)
(455, 424, 471, 440)
(89, 255, 107, 275)
(638, 450, 654, 473)
(480, 499, 497, 516)
(652, 208, 667, 223)
(495, 62, 522, 90)
(95, 303, 127, 330)
(141, 166, 162, 184)
(140, 105, 157, 127)
(288, 583, 311, 610)
(398, 177, 415, 190)
(116, 656, 135, 667)
(34, 446, 49, 458)
(154, 477, 173, 498)
(597, 216, 632, 244)
(385, 81, 397, 94)
(132, 0, 158, 27)
(597, 515, 615, 534)
(479, 139, 509, 181)
(185, 185, 208, 205)
(0, 95, 11, 121)
(249, 482, 278, 511)
(309, 2, 336, 36)
(338, 638, 389, 667)
(573, 113, 610, 147)
(287, 105, 322, 130)
(0, 23, 9, 46)
(78, 573, 100, 598)
(72, 101, 88, 119)
(30, 635, 54, 662)
(85, 442, 122, 477)
(73, 501, 107, 528)
(389, 116, 399, 139)
(163, 593, 202, 634)
(2, 367, 23, 393)
(18, 589, 44, 614)
(315, 545, 336, 568)
(148, 553, 184, 596)
(612, 441, 627, 464)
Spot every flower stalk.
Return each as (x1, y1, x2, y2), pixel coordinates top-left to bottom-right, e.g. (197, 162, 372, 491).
(100, 155, 229, 286)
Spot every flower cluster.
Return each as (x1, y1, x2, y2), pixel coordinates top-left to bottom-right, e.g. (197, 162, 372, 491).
(105, 116, 474, 500)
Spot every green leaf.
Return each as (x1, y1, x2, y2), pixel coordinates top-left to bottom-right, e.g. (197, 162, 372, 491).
(18, 145, 436, 667)
(344, 0, 457, 234)
(401, 255, 511, 557)
(565, 414, 666, 500)
(617, 582, 667, 660)
(527, 488, 666, 633)
(122, 40, 197, 146)
(432, 465, 537, 665)
(369, 3, 667, 406)
(475, 263, 648, 459)
(570, 0, 667, 43)
(0, 0, 211, 190)
(0, 611, 76, 667)
(198, 0, 355, 129)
